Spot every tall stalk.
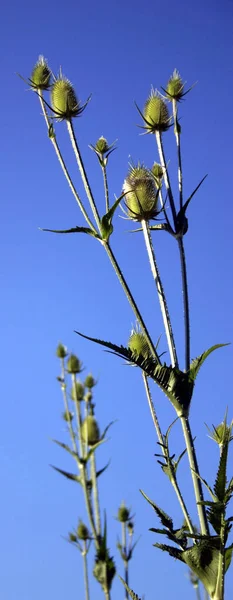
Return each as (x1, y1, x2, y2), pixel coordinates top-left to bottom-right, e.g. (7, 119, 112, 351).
(172, 98, 183, 211)
(141, 219, 178, 368)
(143, 373, 195, 536)
(38, 92, 97, 233)
(102, 164, 109, 213)
(178, 236, 190, 372)
(122, 522, 129, 599)
(90, 451, 101, 537)
(82, 541, 90, 600)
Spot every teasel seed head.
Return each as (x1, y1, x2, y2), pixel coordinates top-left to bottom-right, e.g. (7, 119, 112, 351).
(30, 56, 51, 90)
(51, 73, 82, 120)
(67, 354, 82, 374)
(56, 343, 68, 359)
(117, 502, 130, 523)
(123, 164, 159, 221)
(77, 521, 90, 541)
(81, 415, 100, 446)
(143, 89, 170, 133)
(128, 328, 151, 358)
(165, 69, 185, 101)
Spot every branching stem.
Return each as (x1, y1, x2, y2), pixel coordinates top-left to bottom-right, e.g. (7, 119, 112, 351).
(102, 165, 109, 213)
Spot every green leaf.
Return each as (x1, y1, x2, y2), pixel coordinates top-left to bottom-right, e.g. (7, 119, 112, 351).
(75, 331, 193, 413)
(153, 542, 184, 561)
(140, 489, 173, 530)
(189, 344, 229, 382)
(214, 439, 228, 502)
(100, 192, 128, 241)
(52, 439, 80, 461)
(183, 540, 221, 598)
(100, 420, 116, 441)
(50, 465, 81, 483)
(85, 438, 106, 461)
(96, 460, 111, 478)
(225, 545, 233, 572)
(150, 527, 187, 549)
(41, 226, 100, 239)
(118, 576, 142, 600)
(177, 175, 207, 222)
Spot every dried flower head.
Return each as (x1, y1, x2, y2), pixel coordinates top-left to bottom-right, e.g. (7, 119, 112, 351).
(123, 164, 159, 221)
(30, 56, 51, 90)
(81, 415, 100, 446)
(143, 89, 170, 133)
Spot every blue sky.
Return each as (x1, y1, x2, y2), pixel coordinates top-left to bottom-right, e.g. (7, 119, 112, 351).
(1, 0, 233, 598)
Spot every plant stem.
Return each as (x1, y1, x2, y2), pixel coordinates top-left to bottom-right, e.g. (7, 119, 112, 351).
(38, 92, 97, 233)
(104, 242, 160, 363)
(66, 119, 101, 231)
(141, 219, 178, 368)
(60, 358, 77, 453)
(142, 373, 195, 536)
(83, 541, 90, 600)
(180, 416, 209, 535)
(172, 99, 183, 211)
(90, 451, 101, 537)
(155, 131, 177, 228)
(102, 165, 109, 213)
(71, 374, 98, 547)
(178, 237, 190, 372)
(196, 584, 202, 600)
(122, 522, 129, 599)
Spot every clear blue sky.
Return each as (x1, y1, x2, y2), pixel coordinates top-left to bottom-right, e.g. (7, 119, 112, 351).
(1, 0, 233, 598)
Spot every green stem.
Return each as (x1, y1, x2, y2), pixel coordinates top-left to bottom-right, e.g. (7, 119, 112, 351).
(141, 219, 178, 368)
(103, 242, 160, 363)
(66, 119, 101, 231)
(180, 416, 209, 535)
(38, 92, 97, 233)
(83, 541, 90, 600)
(195, 584, 202, 600)
(60, 358, 77, 452)
(172, 99, 183, 211)
(122, 522, 129, 600)
(155, 131, 177, 228)
(178, 237, 190, 372)
(71, 374, 98, 547)
(102, 165, 109, 213)
(142, 373, 195, 536)
(90, 451, 101, 537)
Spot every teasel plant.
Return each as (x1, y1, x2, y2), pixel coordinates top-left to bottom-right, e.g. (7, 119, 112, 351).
(55, 343, 117, 600)
(20, 59, 233, 600)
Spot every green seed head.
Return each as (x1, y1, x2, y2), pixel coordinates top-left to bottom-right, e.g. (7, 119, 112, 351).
(166, 69, 184, 101)
(77, 521, 90, 541)
(128, 329, 151, 358)
(30, 56, 51, 90)
(123, 164, 158, 221)
(67, 354, 82, 374)
(151, 162, 164, 180)
(71, 380, 85, 401)
(69, 532, 77, 543)
(51, 75, 80, 120)
(81, 415, 100, 446)
(95, 137, 109, 154)
(84, 374, 96, 389)
(208, 419, 233, 447)
(56, 343, 68, 359)
(127, 521, 134, 535)
(144, 89, 170, 133)
(62, 410, 73, 422)
(117, 503, 130, 523)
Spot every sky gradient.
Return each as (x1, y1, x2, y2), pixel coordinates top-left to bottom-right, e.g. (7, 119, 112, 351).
(1, 1, 233, 599)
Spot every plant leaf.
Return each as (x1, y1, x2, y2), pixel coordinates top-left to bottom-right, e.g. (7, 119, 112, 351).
(96, 460, 111, 478)
(50, 465, 81, 483)
(153, 542, 184, 561)
(40, 226, 100, 239)
(140, 489, 173, 530)
(183, 540, 221, 598)
(100, 192, 128, 241)
(118, 576, 142, 600)
(52, 439, 80, 461)
(75, 331, 193, 413)
(177, 175, 207, 222)
(189, 344, 229, 382)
